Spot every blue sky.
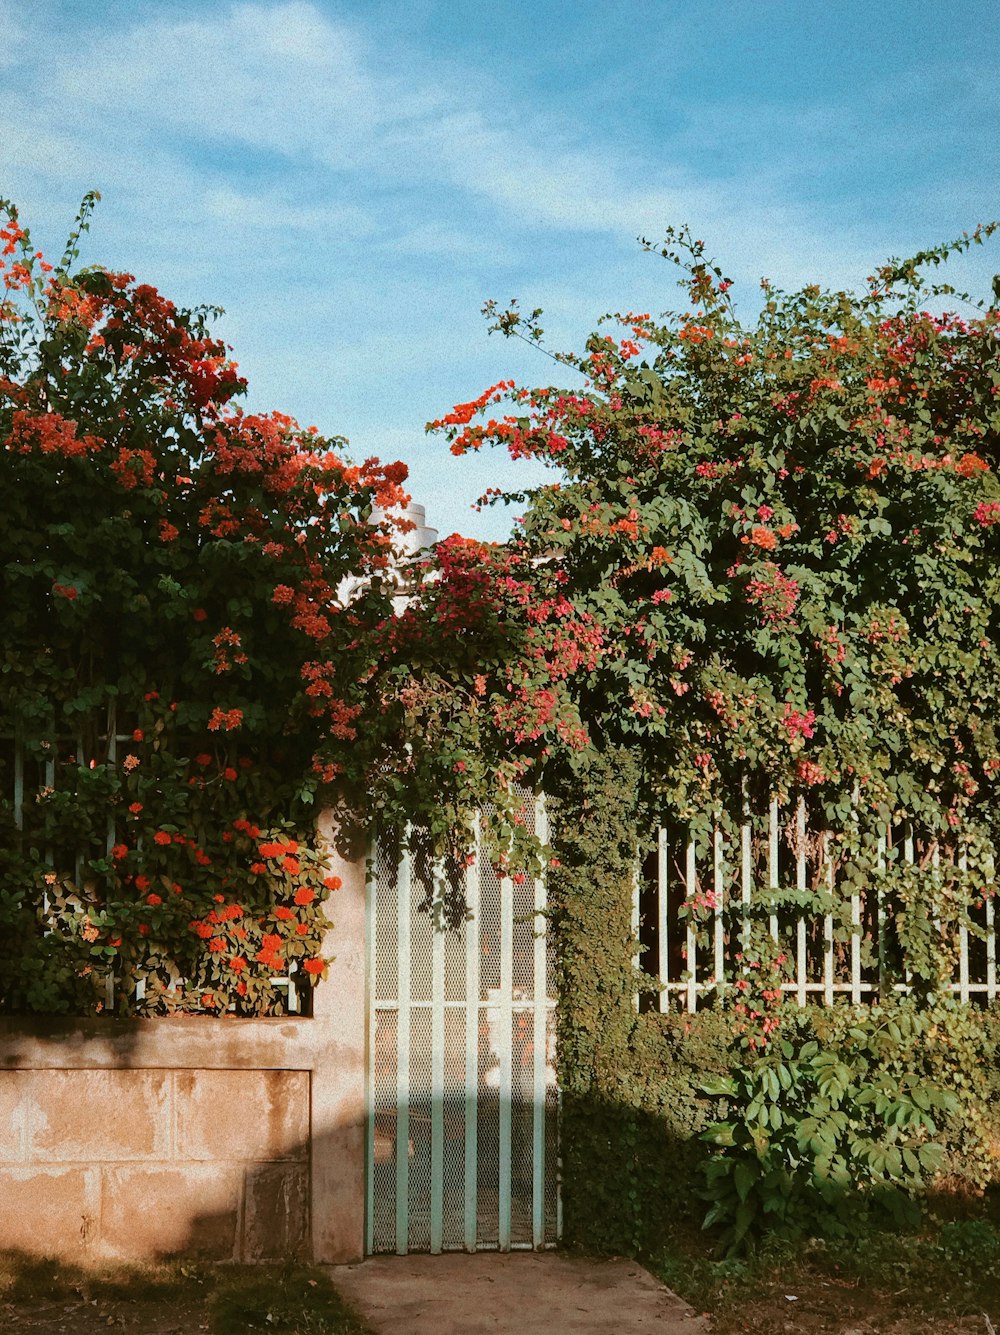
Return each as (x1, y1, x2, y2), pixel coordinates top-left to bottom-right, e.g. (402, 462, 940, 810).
(4, 0, 998, 539)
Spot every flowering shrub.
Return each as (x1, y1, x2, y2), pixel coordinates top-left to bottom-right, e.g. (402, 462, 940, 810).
(426, 225, 1000, 831)
(387, 226, 1000, 1248)
(404, 222, 1000, 976)
(0, 195, 410, 1014)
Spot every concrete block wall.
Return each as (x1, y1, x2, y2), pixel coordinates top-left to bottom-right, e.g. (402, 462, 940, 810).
(0, 813, 368, 1265)
(0, 1068, 309, 1261)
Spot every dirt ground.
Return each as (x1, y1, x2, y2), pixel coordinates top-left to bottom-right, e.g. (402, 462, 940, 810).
(0, 1261, 996, 1335)
(0, 1292, 209, 1333)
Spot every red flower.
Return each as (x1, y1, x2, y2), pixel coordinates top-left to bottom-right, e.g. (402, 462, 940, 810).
(129, 801, 143, 815)
(250, 862, 267, 874)
(192, 921, 214, 939)
(229, 956, 247, 972)
(195, 753, 212, 766)
(208, 707, 243, 732)
(132, 729, 144, 742)
(146, 893, 162, 906)
(193, 607, 208, 622)
(273, 906, 294, 920)
(303, 958, 324, 975)
(223, 766, 238, 781)
(283, 856, 300, 875)
(111, 843, 129, 861)
(323, 875, 342, 891)
(294, 886, 315, 906)
(208, 937, 226, 952)
(153, 830, 172, 846)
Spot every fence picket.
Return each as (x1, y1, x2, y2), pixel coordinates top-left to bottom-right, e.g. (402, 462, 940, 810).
(646, 799, 997, 1011)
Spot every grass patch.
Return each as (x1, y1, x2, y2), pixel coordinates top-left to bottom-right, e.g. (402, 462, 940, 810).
(0, 1253, 373, 1335)
(650, 1217, 1000, 1331)
(210, 1266, 374, 1334)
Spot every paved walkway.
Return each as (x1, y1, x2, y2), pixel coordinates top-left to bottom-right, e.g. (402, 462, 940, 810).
(331, 1253, 709, 1334)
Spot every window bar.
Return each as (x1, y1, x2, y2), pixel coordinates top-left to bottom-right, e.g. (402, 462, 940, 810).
(74, 733, 85, 888)
(43, 753, 55, 917)
(685, 836, 697, 1013)
(13, 731, 24, 832)
(876, 828, 887, 999)
(822, 833, 834, 1006)
(851, 786, 862, 1005)
(105, 704, 118, 857)
(395, 836, 412, 1254)
(657, 827, 669, 1014)
(796, 798, 807, 1006)
(498, 859, 515, 1250)
(713, 825, 724, 995)
(740, 809, 752, 963)
(532, 793, 548, 1249)
(631, 857, 641, 1012)
(430, 860, 446, 1253)
(365, 840, 377, 1257)
(768, 798, 779, 943)
(464, 817, 481, 1253)
(903, 824, 915, 994)
(678, 833, 694, 1009)
(958, 845, 970, 1005)
(986, 853, 997, 1004)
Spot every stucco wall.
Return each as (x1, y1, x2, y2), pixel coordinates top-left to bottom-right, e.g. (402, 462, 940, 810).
(0, 815, 367, 1265)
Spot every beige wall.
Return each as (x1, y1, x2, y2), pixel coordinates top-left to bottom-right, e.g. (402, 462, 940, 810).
(0, 817, 368, 1265)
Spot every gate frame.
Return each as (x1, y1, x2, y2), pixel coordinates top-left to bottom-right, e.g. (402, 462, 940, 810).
(363, 799, 560, 1255)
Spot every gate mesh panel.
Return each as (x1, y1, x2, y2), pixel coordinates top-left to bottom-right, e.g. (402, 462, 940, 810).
(369, 806, 558, 1253)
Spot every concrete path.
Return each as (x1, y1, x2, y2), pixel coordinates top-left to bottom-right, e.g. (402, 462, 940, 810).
(331, 1253, 709, 1334)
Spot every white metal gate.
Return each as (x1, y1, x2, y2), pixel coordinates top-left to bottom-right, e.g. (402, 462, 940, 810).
(365, 800, 559, 1253)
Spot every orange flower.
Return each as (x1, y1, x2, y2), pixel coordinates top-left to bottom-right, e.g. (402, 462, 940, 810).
(748, 526, 778, 550)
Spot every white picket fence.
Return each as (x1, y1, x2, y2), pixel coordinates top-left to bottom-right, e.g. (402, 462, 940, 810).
(639, 797, 999, 1012)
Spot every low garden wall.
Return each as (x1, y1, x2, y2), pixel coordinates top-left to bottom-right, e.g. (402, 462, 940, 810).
(0, 821, 368, 1266)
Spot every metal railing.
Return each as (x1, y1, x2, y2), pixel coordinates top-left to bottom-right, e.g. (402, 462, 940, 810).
(639, 797, 998, 1012)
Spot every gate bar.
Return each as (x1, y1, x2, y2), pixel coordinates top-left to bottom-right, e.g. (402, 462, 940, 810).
(498, 861, 514, 1249)
(395, 838, 412, 1254)
(532, 794, 548, 1248)
(430, 861, 446, 1252)
(464, 820, 481, 1251)
(364, 841, 377, 1257)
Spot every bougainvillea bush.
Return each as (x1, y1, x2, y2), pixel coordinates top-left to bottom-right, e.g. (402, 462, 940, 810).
(409, 225, 1000, 927)
(1, 195, 410, 1015)
(425, 224, 1000, 827)
(412, 225, 1000, 1245)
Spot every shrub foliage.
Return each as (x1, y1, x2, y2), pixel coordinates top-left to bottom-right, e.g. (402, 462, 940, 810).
(0, 195, 410, 1014)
